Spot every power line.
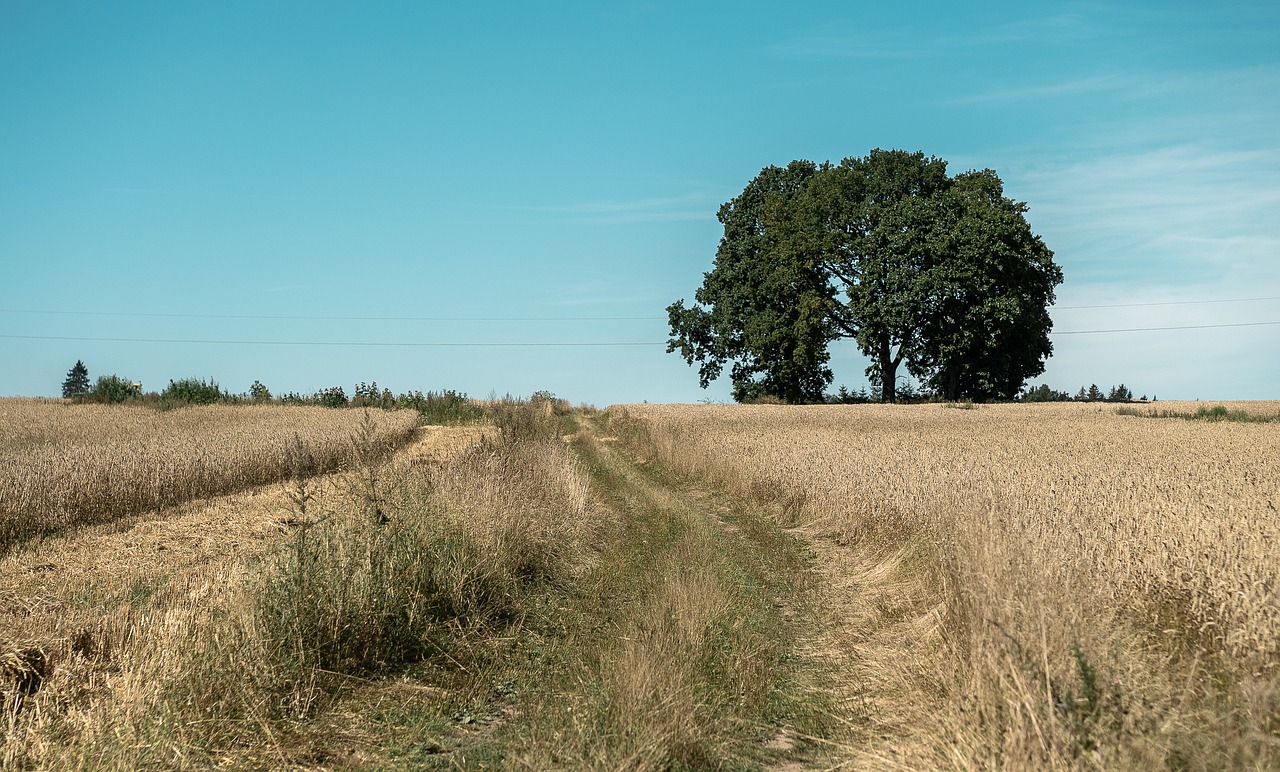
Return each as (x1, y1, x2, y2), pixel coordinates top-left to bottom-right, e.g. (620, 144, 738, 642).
(0, 334, 666, 347)
(1051, 320, 1280, 335)
(3, 295, 1277, 321)
(1054, 296, 1280, 310)
(0, 309, 664, 322)
(3, 320, 1277, 348)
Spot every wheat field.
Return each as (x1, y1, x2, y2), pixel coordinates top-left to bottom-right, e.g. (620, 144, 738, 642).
(0, 400, 609, 768)
(614, 400, 1280, 768)
(0, 399, 420, 549)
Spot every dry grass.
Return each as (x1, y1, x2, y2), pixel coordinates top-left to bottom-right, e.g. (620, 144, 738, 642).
(0, 399, 420, 549)
(613, 400, 1280, 768)
(0, 398, 617, 768)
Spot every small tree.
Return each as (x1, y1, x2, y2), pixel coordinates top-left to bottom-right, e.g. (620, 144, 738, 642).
(161, 377, 225, 405)
(62, 360, 91, 398)
(250, 380, 272, 402)
(1022, 383, 1070, 402)
(1107, 384, 1133, 402)
(90, 375, 141, 404)
(1087, 384, 1103, 402)
(317, 386, 348, 408)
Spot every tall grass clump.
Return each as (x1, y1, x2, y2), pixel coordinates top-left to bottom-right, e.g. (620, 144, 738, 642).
(1117, 403, 1280, 422)
(396, 389, 487, 424)
(256, 503, 509, 676)
(258, 397, 597, 678)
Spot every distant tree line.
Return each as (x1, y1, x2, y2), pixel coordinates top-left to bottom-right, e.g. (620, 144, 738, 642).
(1020, 383, 1151, 403)
(749, 380, 1152, 405)
(59, 361, 484, 423)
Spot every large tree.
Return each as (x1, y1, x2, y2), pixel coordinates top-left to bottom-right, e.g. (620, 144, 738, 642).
(666, 161, 837, 403)
(904, 169, 1061, 401)
(668, 149, 1063, 402)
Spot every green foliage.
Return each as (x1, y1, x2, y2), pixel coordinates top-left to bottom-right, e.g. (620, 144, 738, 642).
(160, 377, 226, 405)
(1117, 404, 1280, 423)
(829, 385, 874, 404)
(1107, 383, 1134, 402)
(904, 169, 1061, 401)
(352, 380, 396, 410)
(249, 380, 271, 403)
(1021, 383, 1072, 402)
(258, 509, 510, 676)
(668, 149, 1063, 403)
(61, 360, 90, 398)
(397, 389, 485, 425)
(667, 160, 836, 404)
(258, 438, 525, 678)
(486, 396, 564, 444)
(317, 386, 348, 408)
(87, 374, 142, 404)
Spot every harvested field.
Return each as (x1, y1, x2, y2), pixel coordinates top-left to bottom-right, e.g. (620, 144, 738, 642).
(0, 400, 420, 549)
(1, 423, 490, 768)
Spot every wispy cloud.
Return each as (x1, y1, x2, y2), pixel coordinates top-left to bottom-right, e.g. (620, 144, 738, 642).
(770, 11, 1101, 61)
(1018, 144, 1280, 238)
(1010, 133, 1280, 397)
(957, 64, 1280, 106)
(977, 12, 1100, 44)
(954, 73, 1130, 103)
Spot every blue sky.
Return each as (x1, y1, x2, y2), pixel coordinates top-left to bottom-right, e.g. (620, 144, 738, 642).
(3, 1, 1277, 404)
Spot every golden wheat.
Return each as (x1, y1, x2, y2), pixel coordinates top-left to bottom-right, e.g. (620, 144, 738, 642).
(0, 399, 420, 548)
(615, 400, 1280, 767)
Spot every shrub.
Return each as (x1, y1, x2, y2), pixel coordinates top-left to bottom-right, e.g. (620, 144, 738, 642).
(488, 396, 563, 444)
(317, 386, 348, 408)
(87, 375, 141, 404)
(257, 398, 590, 677)
(160, 377, 225, 405)
(249, 380, 271, 403)
(352, 381, 396, 410)
(398, 390, 486, 425)
(1021, 384, 1071, 402)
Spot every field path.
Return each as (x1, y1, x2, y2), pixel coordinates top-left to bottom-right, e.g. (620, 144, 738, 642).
(556, 414, 923, 769)
(377, 414, 872, 768)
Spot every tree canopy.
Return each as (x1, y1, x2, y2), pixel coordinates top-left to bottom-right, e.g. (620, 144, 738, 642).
(666, 161, 836, 403)
(668, 149, 1063, 402)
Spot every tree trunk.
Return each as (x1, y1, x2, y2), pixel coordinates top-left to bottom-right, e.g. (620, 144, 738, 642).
(879, 339, 896, 403)
(946, 369, 959, 401)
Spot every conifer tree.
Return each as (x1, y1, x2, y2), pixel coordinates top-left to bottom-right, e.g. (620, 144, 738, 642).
(62, 360, 90, 398)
